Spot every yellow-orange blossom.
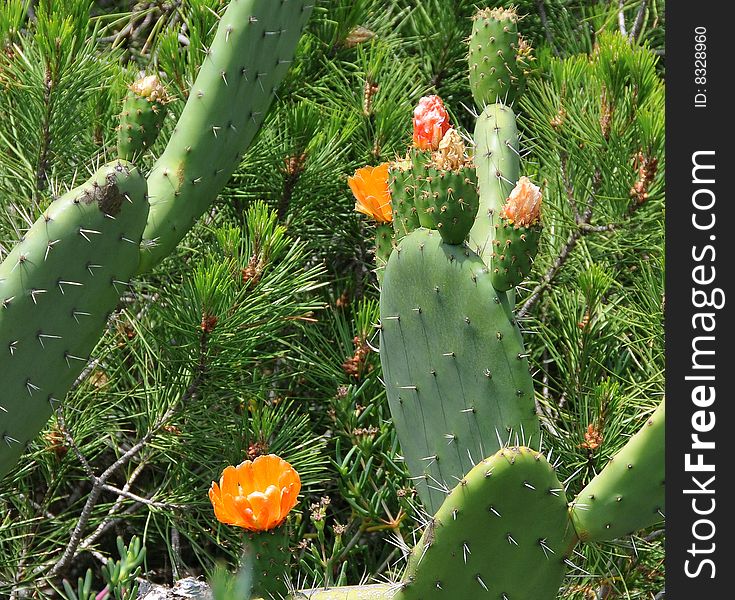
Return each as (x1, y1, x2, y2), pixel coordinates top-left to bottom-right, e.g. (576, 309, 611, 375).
(348, 163, 392, 223)
(209, 454, 301, 531)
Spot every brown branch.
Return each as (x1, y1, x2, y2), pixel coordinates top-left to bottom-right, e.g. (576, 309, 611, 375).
(56, 407, 94, 477)
(617, 0, 628, 36)
(517, 227, 581, 320)
(100, 483, 183, 510)
(629, 0, 648, 43)
(579, 223, 616, 233)
(48, 404, 177, 577)
(79, 460, 148, 551)
(535, 0, 558, 56)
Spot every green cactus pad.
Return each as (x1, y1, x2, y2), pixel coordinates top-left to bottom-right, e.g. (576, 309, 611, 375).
(389, 164, 421, 240)
(491, 219, 541, 292)
(379, 228, 539, 514)
(469, 104, 519, 265)
(468, 7, 525, 108)
(570, 399, 665, 542)
(244, 526, 292, 600)
(138, 0, 314, 273)
(117, 76, 170, 161)
(0, 161, 148, 478)
(410, 149, 435, 230)
(374, 223, 394, 283)
(396, 446, 576, 600)
(419, 166, 479, 245)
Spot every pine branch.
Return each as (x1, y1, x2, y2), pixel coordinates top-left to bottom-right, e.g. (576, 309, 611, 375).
(517, 166, 602, 320)
(535, 0, 558, 56)
(629, 0, 648, 42)
(48, 403, 177, 577)
(617, 0, 628, 36)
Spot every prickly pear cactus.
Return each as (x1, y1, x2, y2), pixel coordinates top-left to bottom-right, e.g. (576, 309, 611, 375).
(138, 0, 314, 273)
(490, 176, 543, 292)
(468, 7, 527, 108)
(379, 228, 539, 514)
(117, 75, 170, 161)
(570, 399, 665, 542)
(243, 527, 292, 600)
(419, 166, 478, 245)
(389, 161, 421, 241)
(0, 161, 148, 478)
(468, 103, 520, 265)
(396, 446, 576, 600)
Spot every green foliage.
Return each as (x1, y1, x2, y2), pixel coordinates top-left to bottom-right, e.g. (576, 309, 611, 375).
(0, 0, 125, 243)
(60, 536, 146, 600)
(0, 1, 663, 599)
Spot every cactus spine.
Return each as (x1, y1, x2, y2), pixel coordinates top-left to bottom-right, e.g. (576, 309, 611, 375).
(0, 161, 149, 477)
(138, 0, 314, 273)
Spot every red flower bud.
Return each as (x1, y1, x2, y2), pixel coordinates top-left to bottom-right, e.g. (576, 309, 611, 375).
(412, 95, 451, 151)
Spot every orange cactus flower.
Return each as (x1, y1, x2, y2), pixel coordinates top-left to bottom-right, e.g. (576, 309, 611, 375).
(209, 454, 301, 531)
(500, 176, 543, 227)
(412, 95, 451, 151)
(348, 163, 392, 223)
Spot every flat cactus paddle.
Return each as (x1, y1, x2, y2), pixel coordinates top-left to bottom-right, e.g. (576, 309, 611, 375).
(0, 161, 149, 478)
(570, 399, 665, 542)
(396, 446, 576, 600)
(138, 0, 314, 273)
(469, 104, 520, 266)
(379, 228, 539, 514)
